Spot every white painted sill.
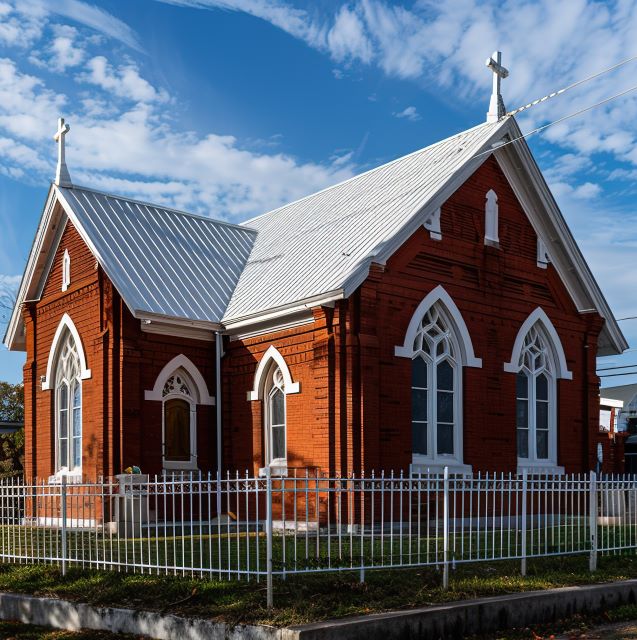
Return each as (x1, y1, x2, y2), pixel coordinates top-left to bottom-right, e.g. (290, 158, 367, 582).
(259, 465, 288, 478)
(410, 461, 473, 476)
(48, 469, 83, 485)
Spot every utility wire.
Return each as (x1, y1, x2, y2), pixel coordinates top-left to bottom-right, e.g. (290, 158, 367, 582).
(478, 82, 637, 159)
(599, 371, 637, 378)
(507, 54, 637, 117)
(597, 364, 637, 372)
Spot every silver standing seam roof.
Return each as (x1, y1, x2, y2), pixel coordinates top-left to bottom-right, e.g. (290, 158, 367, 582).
(3, 116, 628, 356)
(224, 119, 505, 321)
(56, 186, 256, 324)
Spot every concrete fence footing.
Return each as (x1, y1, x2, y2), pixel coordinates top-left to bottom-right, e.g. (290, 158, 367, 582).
(2, 579, 637, 640)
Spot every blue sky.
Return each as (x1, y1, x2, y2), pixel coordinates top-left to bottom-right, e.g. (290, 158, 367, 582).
(1, 0, 637, 386)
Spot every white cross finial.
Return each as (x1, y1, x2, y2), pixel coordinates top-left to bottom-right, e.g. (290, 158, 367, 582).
(485, 51, 509, 123)
(53, 117, 72, 187)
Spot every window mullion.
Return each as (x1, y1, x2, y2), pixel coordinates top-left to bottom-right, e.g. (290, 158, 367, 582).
(430, 356, 437, 459)
(529, 373, 537, 462)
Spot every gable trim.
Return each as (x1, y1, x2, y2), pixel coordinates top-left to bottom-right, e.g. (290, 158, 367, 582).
(42, 313, 92, 391)
(247, 346, 300, 401)
(503, 307, 573, 380)
(394, 285, 482, 368)
(144, 354, 215, 405)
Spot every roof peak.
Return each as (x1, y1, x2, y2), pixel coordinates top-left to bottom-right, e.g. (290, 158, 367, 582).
(242, 119, 506, 227)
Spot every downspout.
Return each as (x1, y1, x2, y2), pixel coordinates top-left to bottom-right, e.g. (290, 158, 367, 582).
(215, 330, 223, 513)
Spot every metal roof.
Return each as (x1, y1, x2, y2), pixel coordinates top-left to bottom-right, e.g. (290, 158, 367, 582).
(56, 186, 256, 324)
(224, 120, 506, 322)
(600, 384, 637, 405)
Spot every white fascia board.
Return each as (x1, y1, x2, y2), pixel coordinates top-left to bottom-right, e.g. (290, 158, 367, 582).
(136, 310, 221, 332)
(494, 122, 627, 356)
(223, 289, 344, 332)
(600, 397, 624, 409)
(3, 184, 59, 351)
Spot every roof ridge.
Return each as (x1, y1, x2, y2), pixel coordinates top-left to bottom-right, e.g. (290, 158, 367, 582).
(57, 183, 257, 235)
(241, 119, 501, 226)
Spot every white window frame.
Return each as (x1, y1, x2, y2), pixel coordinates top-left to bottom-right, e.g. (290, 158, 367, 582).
(506, 309, 571, 474)
(247, 346, 300, 477)
(162, 370, 198, 471)
(410, 306, 465, 470)
(53, 330, 83, 479)
(396, 287, 479, 475)
(61, 249, 71, 292)
(516, 362, 557, 469)
(264, 365, 287, 470)
(484, 189, 499, 246)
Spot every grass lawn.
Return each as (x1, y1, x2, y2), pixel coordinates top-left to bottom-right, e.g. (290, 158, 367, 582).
(2, 554, 637, 627)
(0, 620, 140, 639)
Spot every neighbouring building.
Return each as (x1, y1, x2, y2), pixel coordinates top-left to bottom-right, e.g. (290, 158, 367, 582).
(3, 67, 628, 483)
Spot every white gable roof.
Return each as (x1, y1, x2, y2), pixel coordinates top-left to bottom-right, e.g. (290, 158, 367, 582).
(4, 116, 627, 356)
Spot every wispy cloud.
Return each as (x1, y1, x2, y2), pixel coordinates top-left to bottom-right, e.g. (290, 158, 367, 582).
(393, 105, 420, 122)
(0, 5, 356, 219)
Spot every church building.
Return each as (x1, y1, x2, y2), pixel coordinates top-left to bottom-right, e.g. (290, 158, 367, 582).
(4, 57, 628, 481)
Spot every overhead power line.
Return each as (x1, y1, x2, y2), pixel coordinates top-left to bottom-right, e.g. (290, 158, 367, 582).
(478, 82, 637, 160)
(507, 54, 637, 117)
(599, 371, 637, 378)
(597, 364, 637, 372)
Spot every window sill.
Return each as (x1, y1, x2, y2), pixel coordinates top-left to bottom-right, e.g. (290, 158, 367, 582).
(517, 462, 565, 476)
(48, 470, 82, 485)
(162, 460, 198, 471)
(410, 461, 473, 476)
(259, 465, 288, 478)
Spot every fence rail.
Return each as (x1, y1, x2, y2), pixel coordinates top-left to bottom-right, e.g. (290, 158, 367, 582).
(1, 469, 637, 604)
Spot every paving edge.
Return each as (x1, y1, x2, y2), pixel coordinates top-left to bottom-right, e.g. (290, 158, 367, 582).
(2, 580, 637, 640)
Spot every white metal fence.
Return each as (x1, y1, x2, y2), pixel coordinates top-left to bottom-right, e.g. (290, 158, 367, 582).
(0, 469, 636, 606)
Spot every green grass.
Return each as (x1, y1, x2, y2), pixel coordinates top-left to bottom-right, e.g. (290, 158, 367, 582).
(2, 553, 637, 627)
(1, 519, 631, 574)
(0, 620, 138, 639)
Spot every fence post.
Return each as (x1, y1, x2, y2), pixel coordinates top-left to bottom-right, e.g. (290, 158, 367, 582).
(61, 475, 67, 576)
(442, 466, 449, 590)
(589, 471, 598, 572)
(265, 466, 274, 608)
(521, 469, 528, 576)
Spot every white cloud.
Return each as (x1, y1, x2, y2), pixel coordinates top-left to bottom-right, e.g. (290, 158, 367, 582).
(48, 24, 85, 71)
(79, 57, 169, 103)
(394, 105, 421, 122)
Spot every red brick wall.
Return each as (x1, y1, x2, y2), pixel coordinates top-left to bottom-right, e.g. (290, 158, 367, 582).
(352, 157, 603, 474)
(23, 217, 105, 480)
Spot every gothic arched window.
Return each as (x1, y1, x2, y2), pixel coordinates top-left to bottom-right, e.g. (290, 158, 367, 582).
(264, 365, 286, 467)
(411, 305, 461, 464)
(55, 331, 82, 472)
(515, 325, 557, 465)
(162, 369, 197, 470)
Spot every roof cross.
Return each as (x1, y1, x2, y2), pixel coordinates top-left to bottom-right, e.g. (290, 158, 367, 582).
(53, 117, 72, 187)
(485, 51, 509, 123)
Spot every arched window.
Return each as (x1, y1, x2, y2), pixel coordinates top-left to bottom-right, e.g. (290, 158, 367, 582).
(162, 369, 197, 470)
(411, 305, 461, 464)
(484, 189, 499, 245)
(55, 331, 82, 473)
(264, 365, 286, 467)
(515, 325, 557, 466)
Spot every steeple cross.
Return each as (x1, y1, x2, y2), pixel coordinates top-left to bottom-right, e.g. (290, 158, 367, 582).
(53, 117, 72, 187)
(485, 51, 509, 123)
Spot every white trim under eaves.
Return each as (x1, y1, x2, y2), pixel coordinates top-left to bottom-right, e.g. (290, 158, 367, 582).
(493, 124, 627, 356)
(223, 290, 344, 332)
(4, 185, 59, 351)
(141, 321, 216, 342)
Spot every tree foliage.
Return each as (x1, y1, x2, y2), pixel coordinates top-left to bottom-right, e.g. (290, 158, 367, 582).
(0, 382, 24, 478)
